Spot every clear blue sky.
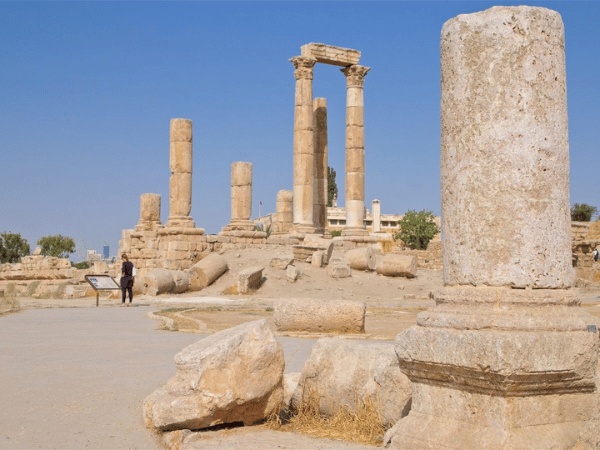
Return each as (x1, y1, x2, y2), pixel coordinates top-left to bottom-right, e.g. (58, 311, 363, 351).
(1, 1, 598, 261)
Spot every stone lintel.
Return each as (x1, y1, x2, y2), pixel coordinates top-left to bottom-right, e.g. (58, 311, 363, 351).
(301, 43, 360, 67)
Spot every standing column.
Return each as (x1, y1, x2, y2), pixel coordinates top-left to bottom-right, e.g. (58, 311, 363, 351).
(313, 97, 328, 234)
(341, 65, 370, 236)
(221, 162, 254, 233)
(135, 193, 162, 231)
(386, 7, 598, 449)
(371, 199, 381, 233)
(290, 56, 317, 235)
(166, 118, 195, 228)
(273, 190, 293, 235)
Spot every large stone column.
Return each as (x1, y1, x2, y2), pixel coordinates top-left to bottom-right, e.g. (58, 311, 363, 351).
(387, 7, 598, 449)
(166, 118, 195, 228)
(341, 65, 370, 236)
(135, 193, 162, 231)
(221, 162, 254, 234)
(290, 56, 316, 235)
(313, 97, 328, 234)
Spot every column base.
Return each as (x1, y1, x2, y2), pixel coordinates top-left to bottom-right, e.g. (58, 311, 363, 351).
(341, 226, 369, 237)
(386, 286, 600, 450)
(292, 224, 316, 235)
(165, 216, 196, 229)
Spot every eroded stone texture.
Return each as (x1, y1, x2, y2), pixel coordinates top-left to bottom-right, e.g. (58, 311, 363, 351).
(290, 56, 316, 234)
(341, 65, 369, 237)
(313, 98, 328, 234)
(274, 299, 365, 334)
(221, 162, 254, 235)
(388, 7, 599, 449)
(136, 193, 162, 231)
(273, 190, 293, 235)
(166, 119, 195, 228)
(143, 320, 284, 431)
(300, 43, 361, 67)
(440, 6, 571, 288)
(291, 338, 411, 428)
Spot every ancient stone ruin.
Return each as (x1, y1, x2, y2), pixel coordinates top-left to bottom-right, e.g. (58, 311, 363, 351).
(386, 6, 599, 448)
(290, 43, 374, 242)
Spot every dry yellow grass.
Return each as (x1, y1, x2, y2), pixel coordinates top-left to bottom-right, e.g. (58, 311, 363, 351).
(264, 391, 386, 446)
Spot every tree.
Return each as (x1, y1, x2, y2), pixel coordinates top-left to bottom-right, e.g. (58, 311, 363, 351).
(37, 235, 76, 258)
(327, 166, 338, 207)
(0, 232, 30, 264)
(394, 210, 440, 250)
(571, 203, 597, 222)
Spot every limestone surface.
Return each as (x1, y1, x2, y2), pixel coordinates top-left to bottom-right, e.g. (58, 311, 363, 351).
(376, 254, 416, 278)
(345, 247, 376, 271)
(274, 298, 365, 334)
(291, 338, 411, 428)
(143, 319, 284, 431)
(141, 268, 174, 296)
(440, 5, 572, 288)
(188, 254, 228, 291)
(326, 257, 351, 279)
(237, 266, 264, 294)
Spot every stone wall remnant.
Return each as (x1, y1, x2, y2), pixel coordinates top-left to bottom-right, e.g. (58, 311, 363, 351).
(387, 7, 599, 449)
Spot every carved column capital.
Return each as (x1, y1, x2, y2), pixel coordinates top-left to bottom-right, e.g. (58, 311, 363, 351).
(341, 65, 370, 87)
(290, 56, 317, 80)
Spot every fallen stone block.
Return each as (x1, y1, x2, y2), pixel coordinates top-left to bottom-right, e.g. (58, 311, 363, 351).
(286, 265, 299, 282)
(170, 270, 190, 294)
(143, 319, 284, 431)
(326, 257, 351, 278)
(274, 298, 365, 333)
(188, 254, 228, 291)
(311, 250, 324, 268)
(270, 256, 294, 270)
(376, 254, 417, 278)
(141, 268, 174, 296)
(291, 337, 412, 428)
(345, 247, 376, 271)
(237, 266, 264, 294)
(292, 245, 320, 262)
(303, 235, 334, 263)
(283, 372, 301, 408)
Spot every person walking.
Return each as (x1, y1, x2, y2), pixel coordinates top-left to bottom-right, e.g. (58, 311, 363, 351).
(120, 253, 135, 306)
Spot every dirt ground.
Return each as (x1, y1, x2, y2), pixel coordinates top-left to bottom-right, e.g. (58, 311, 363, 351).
(5, 244, 600, 450)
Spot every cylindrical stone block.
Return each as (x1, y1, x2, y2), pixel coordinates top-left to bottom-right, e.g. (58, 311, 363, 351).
(345, 247, 376, 271)
(140, 193, 161, 222)
(276, 190, 293, 234)
(169, 173, 192, 217)
(342, 65, 369, 236)
(188, 254, 228, 291)
(291, 56, 316, 232)
(274, 298, 365, 333)
(376, 254, 417, 278)
(170, 270, 190, 294)
(440, 6, 572, 288)
(231, 162, 252, 221)
(141, 268, 175, 296)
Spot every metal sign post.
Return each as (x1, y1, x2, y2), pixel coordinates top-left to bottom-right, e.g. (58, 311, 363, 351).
(84, 274, 121, 307)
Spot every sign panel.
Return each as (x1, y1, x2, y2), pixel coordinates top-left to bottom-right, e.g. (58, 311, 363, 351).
(85, 274, 120, 290)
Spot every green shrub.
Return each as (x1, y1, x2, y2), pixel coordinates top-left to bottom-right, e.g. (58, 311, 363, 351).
(394, 210, 440, 250)
(330, 230, 342, 237)
(571, 203, 597, 222)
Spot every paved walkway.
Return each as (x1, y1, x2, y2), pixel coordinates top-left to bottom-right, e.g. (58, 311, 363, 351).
(0, 305, 329, 450)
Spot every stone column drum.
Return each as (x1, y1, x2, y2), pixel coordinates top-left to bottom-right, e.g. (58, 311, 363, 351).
(166, 118, 195, 228)
(135, 193, 162, 231)
(275, 190, 293, 235)
(290, 56, 316, 235)
(387, 7, 599, 449)
(313, 98, 328, 234)
(228, 161, 254, 231)
(341, 65, 370, 236)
